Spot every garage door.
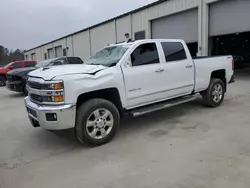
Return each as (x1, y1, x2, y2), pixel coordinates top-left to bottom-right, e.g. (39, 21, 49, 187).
(151, 9, 198, 43)
(55, 46, 63, 57)
(48, 48, 54, 59)
(210, 0, 250, 36)
(31, 53, 36, 60)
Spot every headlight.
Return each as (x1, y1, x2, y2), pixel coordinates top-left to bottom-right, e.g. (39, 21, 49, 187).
(43, 81, 64, 90)
(42, 81, 64, 104)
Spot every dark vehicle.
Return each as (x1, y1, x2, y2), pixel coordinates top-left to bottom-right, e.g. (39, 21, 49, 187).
(0, 60, 37, 86)
(232, 55, 245, 69)
(6, 57, 83, 95)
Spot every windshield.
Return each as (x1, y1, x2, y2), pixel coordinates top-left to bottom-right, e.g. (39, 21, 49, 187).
(4, 62, 13, 68)
(85, 45, 130, 67)
(35, 58, 58, 68)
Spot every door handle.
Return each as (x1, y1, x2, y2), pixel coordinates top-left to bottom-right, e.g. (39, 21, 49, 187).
(186, 65, 193, 69)
(155, 68, 164, 73)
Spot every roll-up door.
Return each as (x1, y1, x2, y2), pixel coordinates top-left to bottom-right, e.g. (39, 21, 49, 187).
(210, 0, 250, 36)
(151, 9, 198, 43)
(55, 46, 63, 57)
(31, 53, 36, 60)
(48, 48, 54, 59)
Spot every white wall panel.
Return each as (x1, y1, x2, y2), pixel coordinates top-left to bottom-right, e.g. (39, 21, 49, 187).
(73, 31, 91, 61)
(66, 36, 74, 56)
(35, 47, 43, 61)
(116, 15, 131, 42)
(53, 38, 66, 49)
(90, 21, 116, 53)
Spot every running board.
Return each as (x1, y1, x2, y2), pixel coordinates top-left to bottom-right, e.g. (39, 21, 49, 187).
(131, 96, 196, 117)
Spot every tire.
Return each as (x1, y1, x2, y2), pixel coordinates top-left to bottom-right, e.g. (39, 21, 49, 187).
(202, 78, 225, 107)
(75, 99, 120, 146)
(0, 75, 6, 86)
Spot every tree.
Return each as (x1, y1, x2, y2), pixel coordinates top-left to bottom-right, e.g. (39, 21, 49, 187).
(0, 45, 24, 66)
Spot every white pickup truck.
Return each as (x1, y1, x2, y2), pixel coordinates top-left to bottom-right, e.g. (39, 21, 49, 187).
(24, 39, 234, 146)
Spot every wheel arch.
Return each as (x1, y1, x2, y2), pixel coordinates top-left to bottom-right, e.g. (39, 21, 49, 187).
(211, 69, 226, 92)
(76, 88, 124, 116)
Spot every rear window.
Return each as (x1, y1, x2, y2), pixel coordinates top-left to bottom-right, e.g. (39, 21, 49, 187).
(161, 42, 187, 62)
(25, 61, 36, 67)
(67, 57, 83, 64)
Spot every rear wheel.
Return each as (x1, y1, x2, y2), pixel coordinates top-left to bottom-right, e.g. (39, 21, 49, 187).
(75, 99, 120, 146)
(0, 75, 6, 86)
(202, 78, 225, 107)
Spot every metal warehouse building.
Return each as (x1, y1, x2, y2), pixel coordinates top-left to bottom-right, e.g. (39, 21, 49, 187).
(24, 0, 250, 62)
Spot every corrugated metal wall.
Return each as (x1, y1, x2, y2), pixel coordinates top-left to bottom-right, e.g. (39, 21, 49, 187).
(73, 31, 91, 61)
(116, 15, 131, 43)
(90, 21, 116, 53)
(24, 0, 219, 60)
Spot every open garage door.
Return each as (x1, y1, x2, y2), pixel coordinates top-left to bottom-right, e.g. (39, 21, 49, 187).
(210, 0, 250, 37)
(210, 0, 250, 68)
(151, 9, 198, 56)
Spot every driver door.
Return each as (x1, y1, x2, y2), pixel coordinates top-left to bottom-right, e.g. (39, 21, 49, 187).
(122, 42, 165, 108)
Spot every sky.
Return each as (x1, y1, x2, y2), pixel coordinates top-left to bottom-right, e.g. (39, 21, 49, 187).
(0, 0, 157, 50)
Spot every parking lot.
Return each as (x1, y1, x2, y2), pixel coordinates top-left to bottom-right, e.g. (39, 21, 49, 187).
(0, 70, 250, 188)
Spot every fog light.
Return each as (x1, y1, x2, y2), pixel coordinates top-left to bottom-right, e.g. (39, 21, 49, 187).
(46, 113, 57, 121)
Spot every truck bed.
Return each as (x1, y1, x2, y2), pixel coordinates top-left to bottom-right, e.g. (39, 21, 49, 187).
(193, 55, 233, 92)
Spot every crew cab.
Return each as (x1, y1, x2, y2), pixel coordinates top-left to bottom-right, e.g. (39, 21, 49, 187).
(6, 57, 83, 95)
(0, 60, 37, 86)
(24, 39, 234, 146)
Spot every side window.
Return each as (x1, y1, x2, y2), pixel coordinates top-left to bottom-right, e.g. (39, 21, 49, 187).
(25, 61, 36, 67)
(67, 57, 83, 64)
(52, 59, 64, 66)
(161, 42, 187, 62)
(131, 43, 159, 66)
(12, 62, 22, 69)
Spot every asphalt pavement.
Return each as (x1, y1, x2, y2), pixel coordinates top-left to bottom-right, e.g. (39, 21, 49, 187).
(1, 70, 250, 188)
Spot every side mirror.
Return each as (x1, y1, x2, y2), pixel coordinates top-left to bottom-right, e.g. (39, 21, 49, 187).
(125, 57, 132, 67)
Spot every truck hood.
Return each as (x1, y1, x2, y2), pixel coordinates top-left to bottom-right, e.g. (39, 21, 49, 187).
(8, 67, 36, 78)
(28, 64, 107, 80)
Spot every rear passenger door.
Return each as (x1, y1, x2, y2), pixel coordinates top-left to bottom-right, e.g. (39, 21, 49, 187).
(159, 42, 194, 97)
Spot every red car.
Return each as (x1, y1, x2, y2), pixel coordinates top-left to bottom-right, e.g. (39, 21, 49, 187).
(0, 60, 37, 86)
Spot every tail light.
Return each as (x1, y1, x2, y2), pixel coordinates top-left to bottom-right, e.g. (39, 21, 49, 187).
(232, 59, 235, 70)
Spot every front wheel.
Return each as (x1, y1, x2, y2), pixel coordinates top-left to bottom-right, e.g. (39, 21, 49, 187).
(0, 75, 6, 86)
(75, 99, 120, 146)
(202, 78, 225, 107)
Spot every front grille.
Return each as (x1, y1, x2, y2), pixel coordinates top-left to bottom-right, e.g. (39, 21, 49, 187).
(27, 81, 41, 90)
(30, 93, 43, 103)
(6, 75, 22, 82)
